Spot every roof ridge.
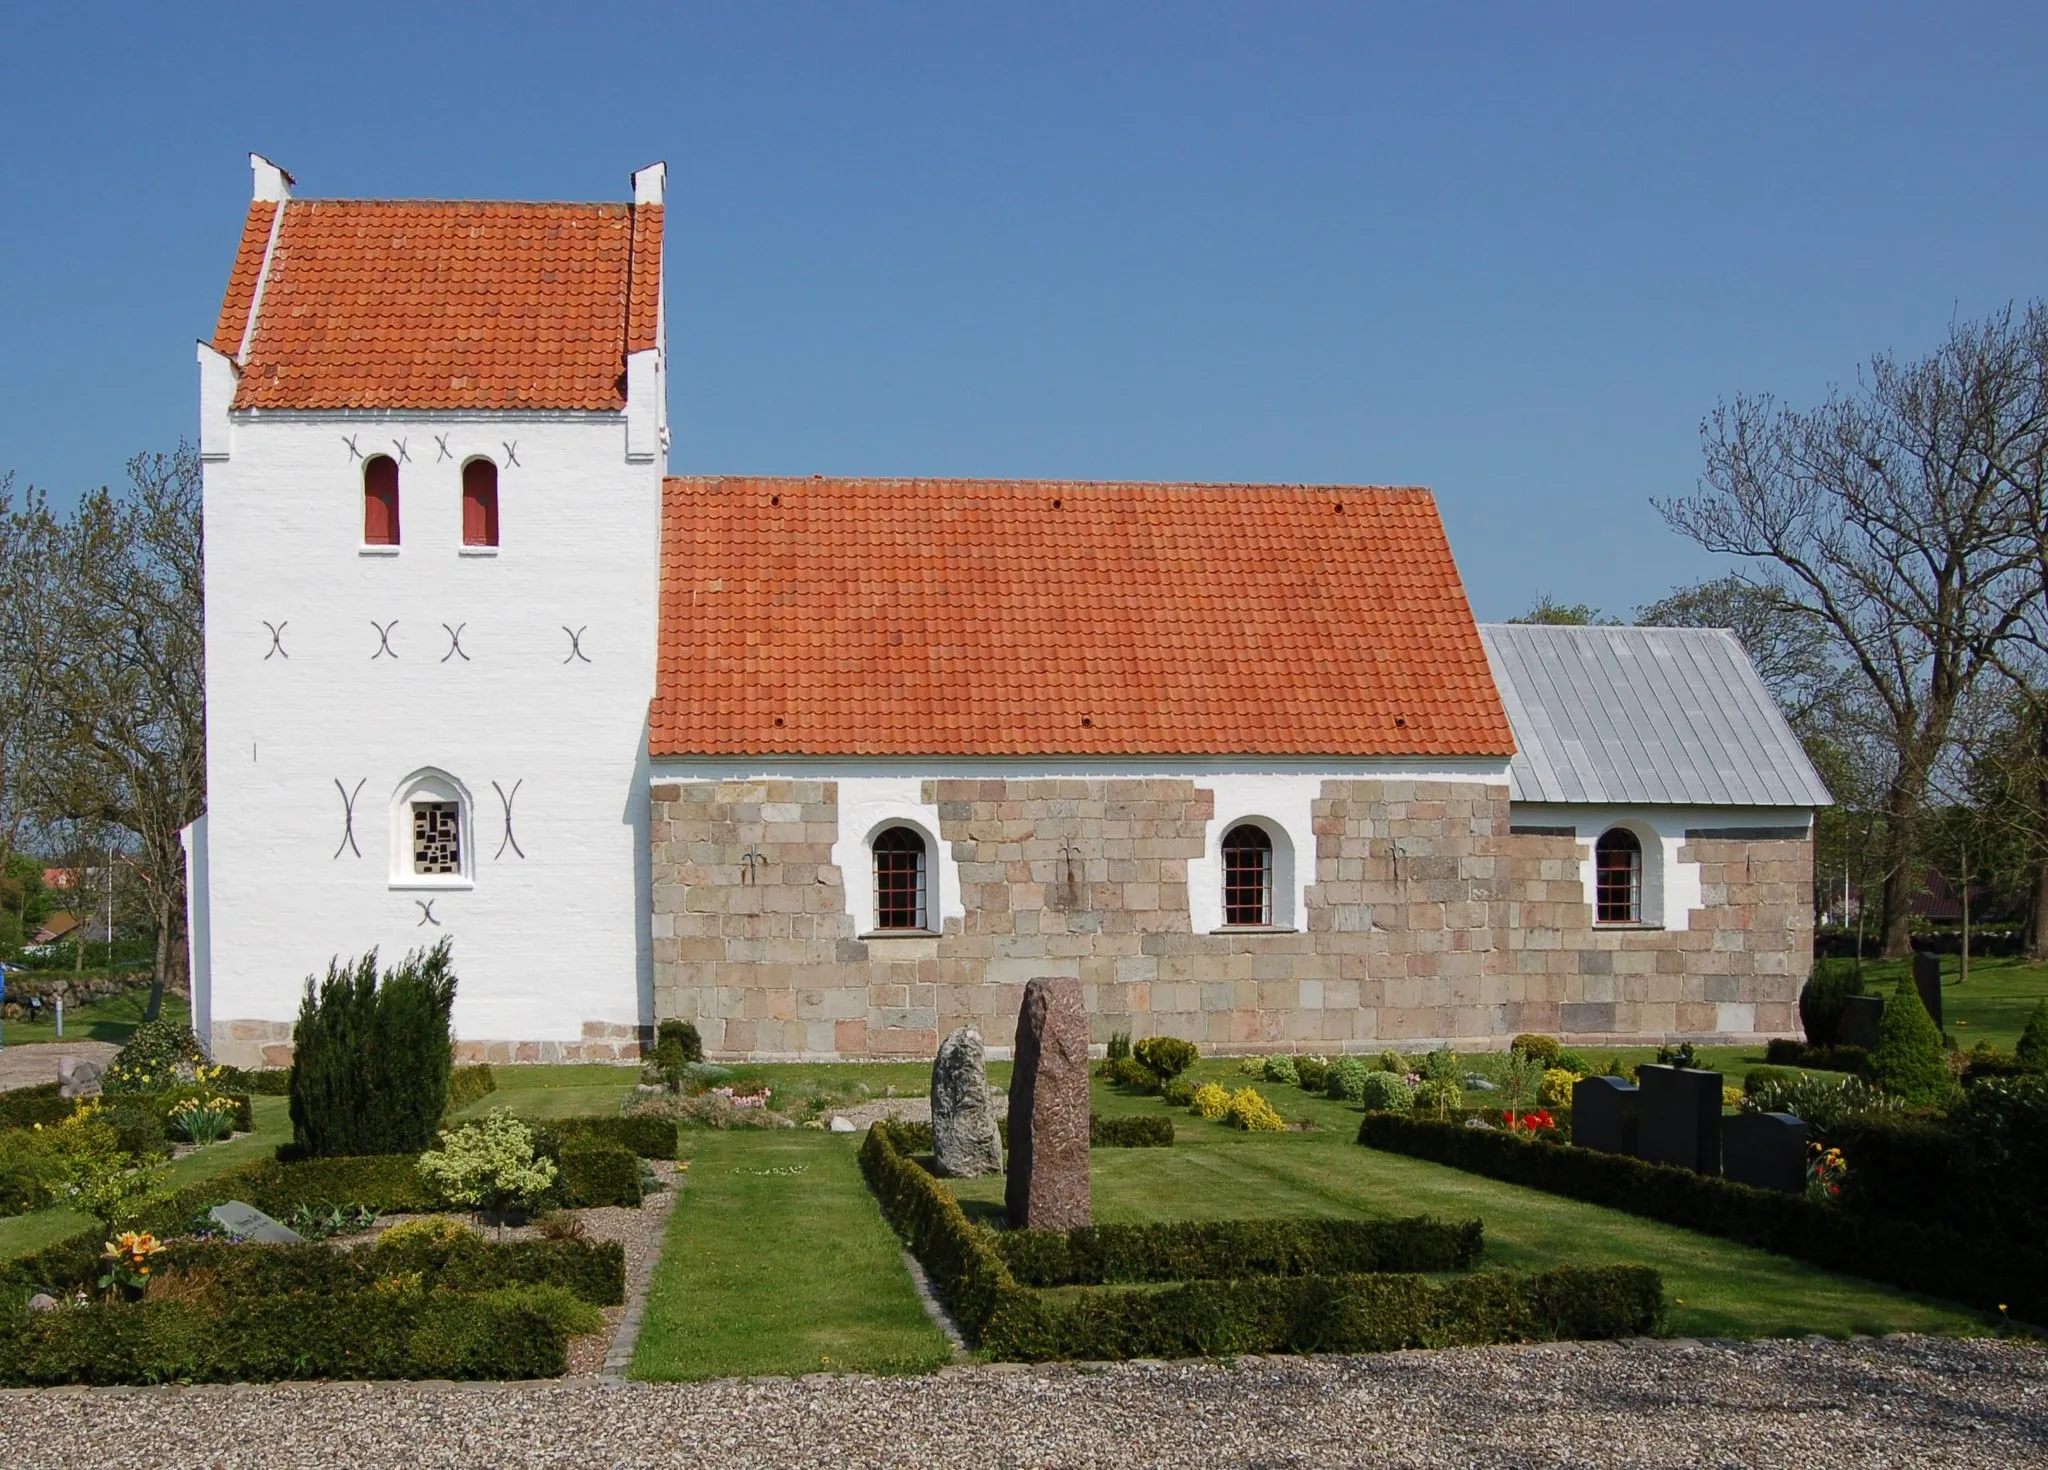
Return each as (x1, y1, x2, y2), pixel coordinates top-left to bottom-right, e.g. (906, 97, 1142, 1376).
(663, 474, 1434, 494)
(281, 196, 633, 209)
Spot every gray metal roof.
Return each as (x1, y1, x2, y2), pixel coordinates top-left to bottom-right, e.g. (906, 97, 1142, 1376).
(1477, 623, 1833, 808)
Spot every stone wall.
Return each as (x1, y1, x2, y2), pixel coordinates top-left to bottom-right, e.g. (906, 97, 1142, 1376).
(650, 776, 1814, 1059)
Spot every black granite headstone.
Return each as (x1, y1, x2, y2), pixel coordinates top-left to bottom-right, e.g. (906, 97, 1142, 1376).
(1571, 1075, 1640, 1156)
(1636, 1064, 1725, 1175)
(1722, 1110, 1807, 1194)
(1839, 994, 1883, 1049)
(1912, 951, 1943, 1029)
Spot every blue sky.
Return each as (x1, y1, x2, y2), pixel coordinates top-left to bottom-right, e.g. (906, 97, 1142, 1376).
(2, 3, 2042, 619)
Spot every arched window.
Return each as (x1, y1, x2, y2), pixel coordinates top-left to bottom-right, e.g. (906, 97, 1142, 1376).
(1222, 823, 1274, 927)
(873, 826, 929, 931)
(389, 768, 472, 888)
(1595, 828, 1643, 923)
(462, 458, 499, 547)
(363, 455, 400, 546)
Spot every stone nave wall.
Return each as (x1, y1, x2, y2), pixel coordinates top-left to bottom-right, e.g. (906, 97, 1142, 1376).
(648, 778, 1812, 1059)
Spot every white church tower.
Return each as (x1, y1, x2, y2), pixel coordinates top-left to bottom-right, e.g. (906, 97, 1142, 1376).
(188, 155, 667, 1066)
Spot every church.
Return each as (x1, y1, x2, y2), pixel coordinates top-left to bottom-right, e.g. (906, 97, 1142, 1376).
(185, 157, 1830, 1069)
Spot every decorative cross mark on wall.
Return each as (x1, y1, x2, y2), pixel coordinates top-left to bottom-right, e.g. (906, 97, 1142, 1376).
(434, 433, 454, 462)
(501, 440, 521, 468)
(441, 623, 470, 664)
(391, 437, 411, 463)
(262, 621, 289, 660)
(561, 626, 591, 664)
(341, 434, 362, 461)
(370, 620, 399, 660)
(332, 778, 365, 859)
(415, 899, 440, 927)
(1057, 843, 1087, 910)
(740, 849, 767, 885)
(493, 780, 526, 859)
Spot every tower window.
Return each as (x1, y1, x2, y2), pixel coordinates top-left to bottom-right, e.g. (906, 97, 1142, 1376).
(462, 458, 499, 547)
(1222, 824, 1274, 927)
(1595, 828, 1643, 923)
(873, 826, 929, 931)
(364, 455, 400, 546)
(413, 801, 462, 876)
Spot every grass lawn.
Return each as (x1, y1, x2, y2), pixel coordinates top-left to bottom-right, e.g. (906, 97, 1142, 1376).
(632, 1129, 952, 1379)
(1857, 954, 2048, 1051)
(941, 1063, 1990, 1342)
(450, 1063, 641, 1120)
(0, 990, 188, 1048)
(0, 1094, 293, 1261)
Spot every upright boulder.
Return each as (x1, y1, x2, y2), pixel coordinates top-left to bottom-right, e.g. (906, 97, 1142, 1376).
(1005, 976, 1091, 1230)
(930, 1027, 1004, 1178)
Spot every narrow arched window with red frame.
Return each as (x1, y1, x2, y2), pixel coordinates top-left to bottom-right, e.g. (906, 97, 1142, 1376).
(363, 455, 400, 546)
(1594, 828, 1643, 923)
(462, 458, 499, 548)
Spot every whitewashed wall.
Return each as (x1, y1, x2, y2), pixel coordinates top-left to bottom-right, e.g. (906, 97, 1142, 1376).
(195, 405, 660, 1062)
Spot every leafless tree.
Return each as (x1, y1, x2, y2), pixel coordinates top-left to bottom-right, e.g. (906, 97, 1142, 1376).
(1660, 304, 2048, 957)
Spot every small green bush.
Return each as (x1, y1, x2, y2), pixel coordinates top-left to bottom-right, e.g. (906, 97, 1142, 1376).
(1326, 1056, 1374, 1102)
(1357, 1072, 1415, 1113)
(1377, 1050, 1409, 1073)
(2017, 1000, 2048, 1071)
(0, 1088, 73, 1132)
(149, 1088, 254, 1136)
(1799, 958, 1865, 1047)
(1261, 1054, 1299, 1085)
(1510, 1034, 1562, 1067)
(1294, 1057, 1330, 1094)
(417, 1109, 558, 1216)
(0, 1129, 66, 1215)
(1105, 1031, 1132, 1063)
(1763, 1039, 1869, 1073)
(1160, 1077, 1196, 1108)
(1088, 1115, 1174, 1148)
(289, 940, 458, 1158)
(1105, 1056, 1161, 1093)
(553, 1146, 642, 1208)
(1741, 1066, 1800, 1098)
(1742, 1073, 1898, 1130)
(1867, 976, 1961, 1109)
(1132, 1036, 1199, 1080)
(446, 1063, 497, 1113)
(655, 1019, 704, 1064)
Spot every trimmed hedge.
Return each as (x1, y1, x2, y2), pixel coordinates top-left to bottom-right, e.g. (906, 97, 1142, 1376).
(994, 1215, 1483, 1286)
(533, 1114, 677, 1160)
(214, 1064, 294, 1096)
(860, 1120, 1660, 1361)
(1356, 1111, 2048, 1323)
(0, 1287, 571, 1385)
(1762, 1039, 1868, 1073)
(554, 1146, 642, 1208)
(1088, 1114, 1174, 1149)
(446, 1063, 497, 1114)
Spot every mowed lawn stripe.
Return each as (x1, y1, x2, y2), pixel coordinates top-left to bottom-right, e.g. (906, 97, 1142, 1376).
(632, 1131, 951, 1380)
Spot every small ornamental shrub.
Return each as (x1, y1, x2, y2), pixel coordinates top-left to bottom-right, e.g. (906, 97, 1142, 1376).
(1554, 1050, 1594, 1076)
(1511, 1034, 1562, 1067)
(1295, 1056, 1330, 1094)
(1105, 1031, 1132, 1063)
(1742, 1072, 1899, 1130)
(0, 1129, 67, 1215)
(1867, 975, 1961, 1109)
(416, 1109, 558, 1218)
(1422, 1048, 1461, 1084)
(376, 1215, 475, 1251)
(1538, 1068, 1584, 1109)
(1356, 1071, 1414, 1113)
(1225, 1087, 1286, 1132)
(1105, 1056, 1162, 1093)
(1132, 1036, 1199, 1081)
(1326, 1056, 1374, 1102)
(1235, 1056, 1266, 1076)
(164, 1095, 238, 1146)
(655, 1019, 704, 1065)
(1189, 1083, 1230, 1119)
(1799, 957, 1865, 1047)
(446, 1063, 497, 1113)
(1655, 1042, 1702, 1070)
(1261, 1054, 1299, 1085)
(1160, 1077, 1196, 1108)
(102, 1020, 206, 1095)
(1414, 1078, 1462, 1121)
(290, 940, 458, 1158)
(2017, 1000, 2048, 1071)
(1377, 1050, 1408, 1073)
(1763, 1039, 1869, 1072)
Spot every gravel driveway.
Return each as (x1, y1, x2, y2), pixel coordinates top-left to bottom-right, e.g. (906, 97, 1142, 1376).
(3, 1334, 2041, 1468)
(0, 1040, 118, 1093)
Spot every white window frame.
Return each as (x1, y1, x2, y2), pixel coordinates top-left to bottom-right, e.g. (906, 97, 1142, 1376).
(389, 767, 475, 891)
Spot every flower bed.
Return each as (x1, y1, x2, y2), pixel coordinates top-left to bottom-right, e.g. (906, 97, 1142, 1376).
(859, 1120, 1661, 1361)
(1356, 1110, 2048, 1324)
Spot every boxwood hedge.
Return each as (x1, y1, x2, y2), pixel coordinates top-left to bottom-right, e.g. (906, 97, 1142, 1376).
(994, 1214, 1483, 1286)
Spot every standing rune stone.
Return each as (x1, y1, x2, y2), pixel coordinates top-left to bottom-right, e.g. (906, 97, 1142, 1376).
(1004, 976, 1091, 1230)
(930, 1027, 1004, 1178)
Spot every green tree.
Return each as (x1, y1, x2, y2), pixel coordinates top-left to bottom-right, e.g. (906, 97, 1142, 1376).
(1866, 975, 1961, 1109)
(1507, 594, 1618, 626)
(2017, 999, 2048, 1070)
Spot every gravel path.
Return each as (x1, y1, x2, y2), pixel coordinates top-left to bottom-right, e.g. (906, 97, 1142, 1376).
(827, 1093, 1007, 1131)
(2, 1335, 2040, 1468)
(0, 1040, 119, 1093)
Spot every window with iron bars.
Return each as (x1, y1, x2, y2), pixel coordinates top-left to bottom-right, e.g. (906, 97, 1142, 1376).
(413, 801, 461, 876)
(1594, 828, 1642, 923)
(1221, 823, 1274, 927)
(873, 826, 929, 931)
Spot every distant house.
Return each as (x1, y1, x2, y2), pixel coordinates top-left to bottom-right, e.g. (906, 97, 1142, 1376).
(32, 911, 82, 947)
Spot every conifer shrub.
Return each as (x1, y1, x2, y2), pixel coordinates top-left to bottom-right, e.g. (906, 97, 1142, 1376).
(1798, 958, 1864, 1047)
(655, 1019, 704, 1064)
(1510, 1034, 1562, 1067)
(289, 940, 458, 1157)
(1356, 1071, 1414, 1113)
(1132, 1036, 1198, 1080)
(1160, 1077, 1196, 1108)
(1294, 1056, 1330, 1094)
(2017, 1000, 2048, 1072)
(1326, 1056, 1375, 1102)
(1261, 1054, 1300, 1085)
(1866, 975, 1961, 1110)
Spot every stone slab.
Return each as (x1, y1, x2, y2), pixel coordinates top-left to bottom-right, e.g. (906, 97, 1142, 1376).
(1005, 975, 1091, 1230)
(1723, 1110, 1806, 1195)
(1635, 1064, 1724, 1176)
(208, 1201, 305, 1245)
(1570, 1075, 1639, 1157)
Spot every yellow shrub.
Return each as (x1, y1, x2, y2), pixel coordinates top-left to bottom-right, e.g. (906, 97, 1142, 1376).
(374, 1215, 475, 1250)
(1225, 1087, 1286, 1132)
(1189, 1083, 1230, 1119)
(1722, 1085, 1743, 1110)
(1539, 1068, 1584, 1108)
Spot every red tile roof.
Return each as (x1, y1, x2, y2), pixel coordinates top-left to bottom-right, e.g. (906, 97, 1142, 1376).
(211, 199, 662, 411)
(652, 477, 1515, 758)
